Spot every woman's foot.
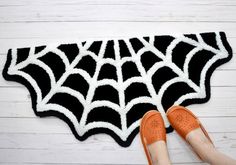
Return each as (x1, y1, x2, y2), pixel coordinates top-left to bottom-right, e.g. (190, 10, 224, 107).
(140, 110, 171, 165)
(166, 105, 214, 160)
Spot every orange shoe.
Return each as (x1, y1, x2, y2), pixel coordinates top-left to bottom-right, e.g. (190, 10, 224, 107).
(166, 105, 214, 159)
(140, 110, 166, 165)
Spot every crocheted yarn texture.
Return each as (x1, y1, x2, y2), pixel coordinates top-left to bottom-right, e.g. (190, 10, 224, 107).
(2, 32, 232, 147)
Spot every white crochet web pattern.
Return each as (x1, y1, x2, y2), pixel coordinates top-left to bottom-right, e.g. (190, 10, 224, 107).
(3, 32, 232, 147)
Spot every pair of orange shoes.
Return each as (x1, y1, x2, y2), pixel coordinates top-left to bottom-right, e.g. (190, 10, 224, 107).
(140, 106, 214, 165)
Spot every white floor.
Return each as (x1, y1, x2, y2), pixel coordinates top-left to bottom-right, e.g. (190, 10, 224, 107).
(0, 0, 236, 164)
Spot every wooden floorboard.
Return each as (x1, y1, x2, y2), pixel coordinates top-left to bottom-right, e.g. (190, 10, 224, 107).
(0, 0, 236, 164)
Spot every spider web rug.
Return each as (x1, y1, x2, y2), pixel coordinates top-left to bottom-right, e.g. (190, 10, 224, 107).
(2, 32, 232, 147)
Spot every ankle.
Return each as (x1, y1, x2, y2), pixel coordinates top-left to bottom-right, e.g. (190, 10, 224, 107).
(152, 159, 171, 165)
(186, 128, 214, 161)
(148, 141, 171, 165)
(151, 152, 171, 165)
(195, 141, 216, 162)
(186, 128, 213, 146)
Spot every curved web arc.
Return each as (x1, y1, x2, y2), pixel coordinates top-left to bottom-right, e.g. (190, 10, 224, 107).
(70, 68, 92, 82)
(120, 56, 135, 65)
(81, 50, 100, 63)
(84, 122, 124, 139)
(89, 100, 120, 113)
(183, 47, 203, 78)
(124, 97, 156, 114)
(137, 46, 162, 64)
(126, 119, 142, 137)
(99, 58, 116, 66)
(96, 79, 119, 89)
(165, 38, 182, 61)
(147, 62, 188, 97)
(123, 77, 147, 89)
(57, 86, 87, 104)
(31, 59, 56, 87)
(51, 48, 71, 68)
(147, 62, 166, 77)
(156, 77, 189, 103)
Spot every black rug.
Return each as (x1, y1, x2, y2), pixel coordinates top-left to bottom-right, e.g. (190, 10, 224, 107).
(2, 32, 232, 147)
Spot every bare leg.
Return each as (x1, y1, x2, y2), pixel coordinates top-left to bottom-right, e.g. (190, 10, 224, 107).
(148, 141, 171, 165)
(186, 128, 236, 165)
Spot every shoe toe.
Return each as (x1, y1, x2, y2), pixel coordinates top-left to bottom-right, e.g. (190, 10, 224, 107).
(166, 106, 199, 139)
